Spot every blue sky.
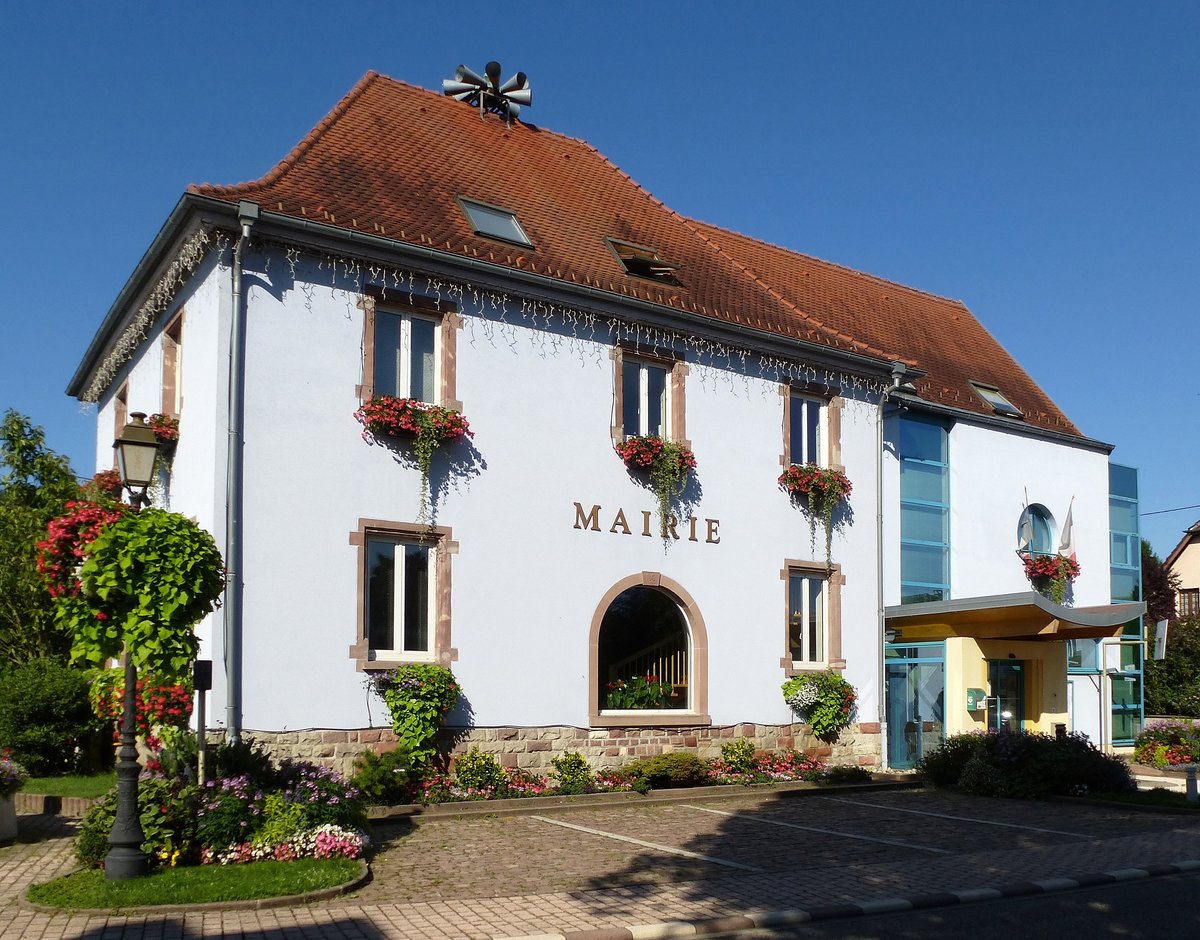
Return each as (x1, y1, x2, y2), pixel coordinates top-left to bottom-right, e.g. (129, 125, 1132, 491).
(1, 3, 1196, 557)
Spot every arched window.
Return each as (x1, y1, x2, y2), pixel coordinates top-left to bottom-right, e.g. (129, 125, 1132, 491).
(1018, 504, 1055, 557)
(588, 573, 710, 727)
(598, 586, 689, 710)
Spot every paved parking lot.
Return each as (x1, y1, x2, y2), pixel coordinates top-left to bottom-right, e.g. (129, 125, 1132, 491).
(4, 786, 1200, 939)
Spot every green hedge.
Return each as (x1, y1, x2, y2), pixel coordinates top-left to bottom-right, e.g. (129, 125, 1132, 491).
(0, 659, 109, 776)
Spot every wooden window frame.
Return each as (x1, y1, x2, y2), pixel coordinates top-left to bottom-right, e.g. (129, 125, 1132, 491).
(610, 344, 689, 448)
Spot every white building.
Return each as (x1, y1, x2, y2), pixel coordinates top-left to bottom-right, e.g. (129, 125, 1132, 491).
(68, 70, 1144, 771)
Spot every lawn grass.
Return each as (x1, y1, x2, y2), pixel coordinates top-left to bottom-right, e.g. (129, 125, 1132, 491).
(27, 858, 361, 910)
(22, 773, 115, 799)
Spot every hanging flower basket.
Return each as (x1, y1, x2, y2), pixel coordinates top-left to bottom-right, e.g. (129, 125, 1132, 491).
(781, 670, 857, 742)
(354, 396, 472, 522)
(778, 463, 852, 565)
(614, 435, 696, 535)
(1022, 553, 1080, 605)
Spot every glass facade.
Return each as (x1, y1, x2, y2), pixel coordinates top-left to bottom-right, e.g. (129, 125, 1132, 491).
(885, 642, 945, 769)
(1109, 463, 1143, 744)
(899, 416, 950, 604)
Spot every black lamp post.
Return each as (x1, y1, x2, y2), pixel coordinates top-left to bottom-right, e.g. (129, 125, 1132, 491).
(105, 413, 160, 880)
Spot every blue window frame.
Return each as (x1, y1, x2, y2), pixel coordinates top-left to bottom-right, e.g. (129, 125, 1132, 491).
(899, 416, 950, 604)
(1109, 462, 1143, 744)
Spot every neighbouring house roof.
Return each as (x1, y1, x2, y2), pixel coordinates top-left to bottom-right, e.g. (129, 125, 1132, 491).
(1164, 519, 1200, 573)
(86, 71, 1085, 439)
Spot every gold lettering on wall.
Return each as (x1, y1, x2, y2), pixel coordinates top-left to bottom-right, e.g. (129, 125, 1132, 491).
(572, 502, 721, 545)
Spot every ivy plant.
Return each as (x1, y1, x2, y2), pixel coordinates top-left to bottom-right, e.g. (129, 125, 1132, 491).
(370, 664, 460, 768)
(66, 509, 225, 683)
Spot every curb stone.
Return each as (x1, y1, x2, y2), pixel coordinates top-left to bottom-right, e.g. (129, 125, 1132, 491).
(497, 859, 1200, 940)
(20, 858, 370, 914)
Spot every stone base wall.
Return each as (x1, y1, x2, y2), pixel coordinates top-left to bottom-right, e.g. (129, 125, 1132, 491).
(237, 722, 882, 779)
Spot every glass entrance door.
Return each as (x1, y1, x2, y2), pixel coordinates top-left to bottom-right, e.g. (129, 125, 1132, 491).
(885, 643, 945, 769)
(987, 660, 1024, 732)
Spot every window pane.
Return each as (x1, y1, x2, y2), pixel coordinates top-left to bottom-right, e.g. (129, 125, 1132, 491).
(808, 577, 824, 662)
(1111, 533, 1130, 566)
(1110, 568, 1139, 603)
(1109, 498, 1137, 534)
(645, 364, 667, 437)
(789, 394, 820, 465)
(788, 575, 806, 661)
(1030, 512, 1053, 555)
(622, 363, 641, 436)
(899, 418, 947, 463)
(409, 317, 436, 403)
(901, 542, 949, 588)
(901, 584, 946, 605)
(374, 311, 403, 397)
(901, 503, 947, 544)
(461, 201, 531, 245)
(1067, 639, 1099, 671)
(366, 541, 395, 651)
(402, 544, 429, 652)
(1109, 464, 1138, 500)
(900, 461, 947, 504)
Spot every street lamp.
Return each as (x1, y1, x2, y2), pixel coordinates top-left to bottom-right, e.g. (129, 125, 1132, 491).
(105, 413, 161, 880)
(113, 413, 159, 509)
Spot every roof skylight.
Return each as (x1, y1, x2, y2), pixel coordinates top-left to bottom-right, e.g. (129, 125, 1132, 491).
(458, 198, 532, 246)
(970, 382, 1023, 418)
(607, 239, 680, 284)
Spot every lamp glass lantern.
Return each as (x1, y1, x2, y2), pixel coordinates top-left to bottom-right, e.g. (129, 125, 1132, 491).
(113, 413, 160, 498)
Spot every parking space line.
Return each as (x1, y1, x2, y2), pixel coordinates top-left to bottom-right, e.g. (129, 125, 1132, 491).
(528, 815, 765, 872)
(817, 797, 1091, 838)
(683, 805, 951, 854)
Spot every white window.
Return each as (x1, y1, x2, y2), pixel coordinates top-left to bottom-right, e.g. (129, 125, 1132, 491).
(788, 569, 827, 664)
(374, 309, 437, 403)
(622, 357, 670, 438)
(366, 537, 434, 659)
(788, 392, 826, 466)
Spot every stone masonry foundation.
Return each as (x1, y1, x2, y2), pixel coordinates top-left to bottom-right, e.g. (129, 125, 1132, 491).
(235, 722, 883, 779)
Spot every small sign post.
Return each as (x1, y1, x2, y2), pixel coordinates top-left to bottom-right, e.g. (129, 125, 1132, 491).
(193, 660, 213, 782)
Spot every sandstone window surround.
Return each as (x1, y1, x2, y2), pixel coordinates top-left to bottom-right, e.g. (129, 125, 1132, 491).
(348, 518, 459, 672)
(610, 343, 689, 448)
(780, 559, 846, 675)
(357, 287, 462, 410)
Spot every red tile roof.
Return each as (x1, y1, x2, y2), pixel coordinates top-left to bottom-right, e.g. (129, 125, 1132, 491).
(191, 71, 1080, 437)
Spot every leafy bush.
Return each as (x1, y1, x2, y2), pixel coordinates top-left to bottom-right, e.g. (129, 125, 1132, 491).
(196, 774, 266, 849)
(550, 751, 594, 795)
(1134, 719, 1200, 767)
(623, 752, 712, 789)
(76, 775, 198, 868)
(821, 764, 873, 784)
(370, 665, 460, 768)
(0, 659, 108, 775)
(275, 761, 366, 830)
(719, 739, 757, 774)
(351, 748, 416, 806)
(781, 670, 857, 741)
(453, 748, 506, 792)
(917, 733, 985, 787)
(207, 737, 277, 784)
(919, 730, 1135, 799)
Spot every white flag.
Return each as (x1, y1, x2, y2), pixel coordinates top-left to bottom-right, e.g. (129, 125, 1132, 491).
(1058, 500, 1076, 563)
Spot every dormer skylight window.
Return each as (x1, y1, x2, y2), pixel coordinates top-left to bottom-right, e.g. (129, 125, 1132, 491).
(607, 239, 680, 284)
(458, 198, 532, 246)
(970, 381, 1023, 418)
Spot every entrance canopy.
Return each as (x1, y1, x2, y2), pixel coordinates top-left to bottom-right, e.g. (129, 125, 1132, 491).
(885, 592, 1145, 643)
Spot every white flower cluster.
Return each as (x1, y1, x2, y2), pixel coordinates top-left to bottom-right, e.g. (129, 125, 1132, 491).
(784, 680, 820, 712)
(203, 824, 370, 866)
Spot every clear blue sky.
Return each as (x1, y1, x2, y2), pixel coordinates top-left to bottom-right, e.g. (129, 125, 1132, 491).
(1, 3, 1196, 558)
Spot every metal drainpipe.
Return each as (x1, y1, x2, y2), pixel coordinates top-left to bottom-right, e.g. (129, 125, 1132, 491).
(877, 362, 908, 771)
(225, 200, 259, 744)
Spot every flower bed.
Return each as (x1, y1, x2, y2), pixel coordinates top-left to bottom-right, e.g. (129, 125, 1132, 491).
(1134, 719, 1200, 767)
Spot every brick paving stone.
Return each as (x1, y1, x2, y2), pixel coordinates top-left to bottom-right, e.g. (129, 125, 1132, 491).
(2, 792, 1199, 939)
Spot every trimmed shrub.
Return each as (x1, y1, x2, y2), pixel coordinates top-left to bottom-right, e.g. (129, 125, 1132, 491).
(0, 659, 108, 775)
(623, 752, 712, 789)
(920, 730, 1134, 799)
(719, 739, 757, 774)
(452, 747, 506, 792)
(550, 751, 594, 795)
(351, 748, 416, 806)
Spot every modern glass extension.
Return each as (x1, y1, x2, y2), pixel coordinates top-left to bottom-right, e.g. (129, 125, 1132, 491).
(1109, 463, 1143, 745)
(885, 642, 945, 769)
(899, 416, 950, 604)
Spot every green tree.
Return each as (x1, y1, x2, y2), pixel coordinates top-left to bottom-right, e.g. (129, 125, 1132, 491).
(0, 410, 81, 664)
(1144, 617, 1200, 717)
(1141, 540, 1180, 626)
